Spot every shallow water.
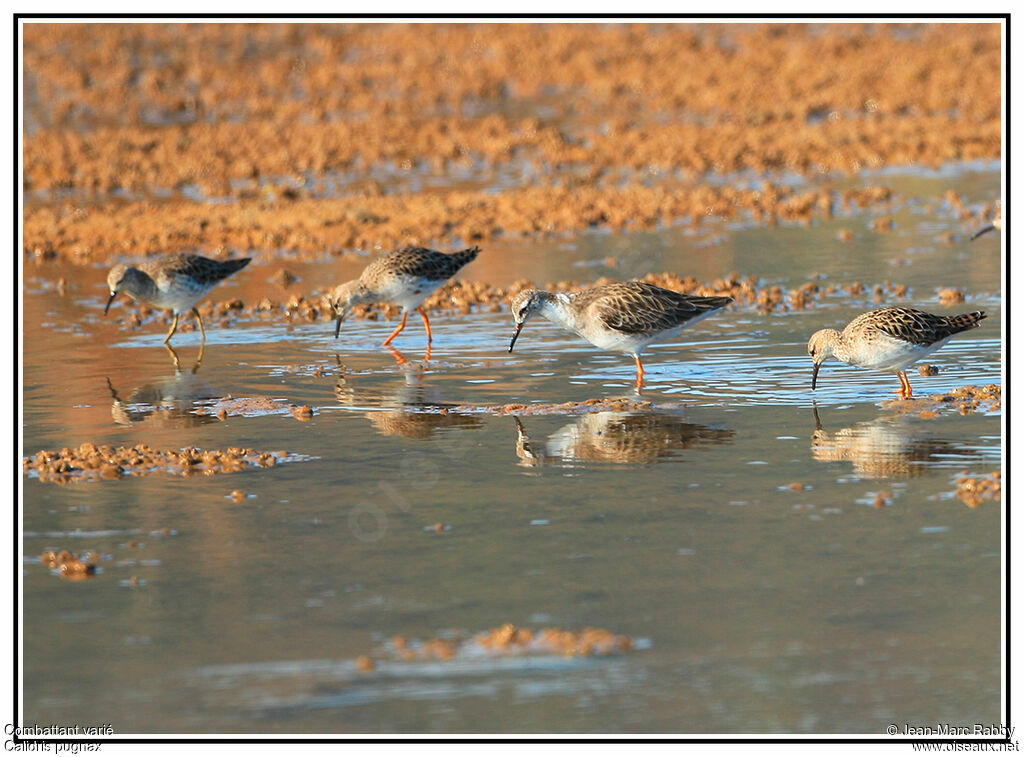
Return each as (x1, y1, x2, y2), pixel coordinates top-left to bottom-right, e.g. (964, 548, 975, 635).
(21, 167, 1002, 734)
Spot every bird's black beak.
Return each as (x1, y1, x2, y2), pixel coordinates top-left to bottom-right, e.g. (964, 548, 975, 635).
(508, 322, 524, 353)
(104, 291, 117, 315)
(811, 362, 821, 391)
(971, 224, 995, 241)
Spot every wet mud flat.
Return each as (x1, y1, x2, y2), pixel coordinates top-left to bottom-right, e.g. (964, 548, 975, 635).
(25, 23, 1000, 268)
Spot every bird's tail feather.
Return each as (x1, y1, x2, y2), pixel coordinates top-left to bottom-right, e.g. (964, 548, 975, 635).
(947, 311, 987, 332)
(450, 246, 481, 268)
(221, 257, 252, 276)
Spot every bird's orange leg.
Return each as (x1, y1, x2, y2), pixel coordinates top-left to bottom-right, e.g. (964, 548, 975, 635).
(634, 355, 645, 390)
(163, 313, 180, 345)
(416, 307, 433, 344)
(897, 371, 913, 398)
(192, 308, 206, 367)
(381, 312, 408, 346)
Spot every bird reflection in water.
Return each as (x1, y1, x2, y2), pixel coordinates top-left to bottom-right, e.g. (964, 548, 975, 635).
(513, 411, 734, 469)
(811, 405, 984, 479)
(386, 343, 430, 367)
(106, 345, 222, 427)
(335, 347, 482, 439)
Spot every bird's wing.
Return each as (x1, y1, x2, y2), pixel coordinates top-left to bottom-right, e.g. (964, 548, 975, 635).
(587, 282, 730, 334)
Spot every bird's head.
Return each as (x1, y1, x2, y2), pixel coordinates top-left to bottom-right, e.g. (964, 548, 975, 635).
(807, 329, 839, 390)
(507, 289, 549, 352)
(329, 281, 371, 338)
(104, 264, 136, 314)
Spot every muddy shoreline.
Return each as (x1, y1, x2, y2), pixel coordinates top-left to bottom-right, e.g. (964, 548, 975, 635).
(24, 23, 1000, 266)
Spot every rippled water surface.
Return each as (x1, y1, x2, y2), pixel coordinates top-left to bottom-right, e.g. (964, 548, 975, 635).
(22, 167, 1002, 734)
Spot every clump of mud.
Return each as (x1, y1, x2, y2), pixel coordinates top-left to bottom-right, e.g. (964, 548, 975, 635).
(453, 397, 665, 416)
(376, 623, 636, 666)
(933, 384, 1002, 414)
(195, 396, 317, 421)
(23, 442, 311, 484)
(952, 471, 1001, 508)
(883, 384, 1001, 415)
(40, 549, 98, 580)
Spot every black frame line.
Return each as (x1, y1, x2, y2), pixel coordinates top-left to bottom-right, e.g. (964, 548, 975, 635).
(12, 11, 1011, 745)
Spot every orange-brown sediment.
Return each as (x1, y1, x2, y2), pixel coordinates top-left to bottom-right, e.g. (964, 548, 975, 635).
(23, 23, 1000, 265)
(23, 443, 310, 484)
(953, 471, 1001, 509)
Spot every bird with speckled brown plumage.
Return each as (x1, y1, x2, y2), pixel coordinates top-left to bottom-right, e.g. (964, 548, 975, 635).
(508, 280, 732, 390)
(330, 246, 480, 346)
(808, 306, 986, 398)
(105, 253, 251, 349)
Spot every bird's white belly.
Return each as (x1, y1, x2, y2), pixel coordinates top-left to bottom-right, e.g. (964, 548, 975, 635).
(130, 286, 206, 314)
(584, 306, 723, 354)
(379, 276, 443, 310)
(583, 323, 685, 355)
(846, 334, 950, 372)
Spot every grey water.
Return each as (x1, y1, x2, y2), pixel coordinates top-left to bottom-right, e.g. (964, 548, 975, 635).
(21, 167, 1001, 734)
